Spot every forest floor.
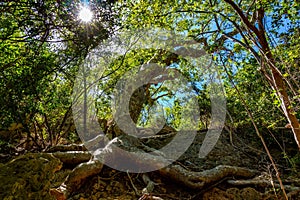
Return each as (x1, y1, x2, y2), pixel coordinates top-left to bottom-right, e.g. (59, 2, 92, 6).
(58, 130, 300, 200)
(1, 129, 300, 200)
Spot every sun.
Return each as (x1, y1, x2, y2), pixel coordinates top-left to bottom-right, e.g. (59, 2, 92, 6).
(78, 6, 93, 22)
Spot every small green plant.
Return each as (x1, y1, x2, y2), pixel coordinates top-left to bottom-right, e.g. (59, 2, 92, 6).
(282, 151, 300, 174)
(291, 153, 300, 168)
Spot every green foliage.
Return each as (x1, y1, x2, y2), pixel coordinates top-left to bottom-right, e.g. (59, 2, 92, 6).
(273, 28, 300, 119)
(0, 0, 299, 152)
(116, 0, 299, 132)
(224, 57, 284, 128)
(92, 45, 213, 131)
(0, 0, 116, 149)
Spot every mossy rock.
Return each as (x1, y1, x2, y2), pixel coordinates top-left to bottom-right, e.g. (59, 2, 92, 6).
(0, 153, 62, 200)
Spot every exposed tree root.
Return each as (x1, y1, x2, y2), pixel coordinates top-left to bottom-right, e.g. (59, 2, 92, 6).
(50, 134, 258, 199)
(141, 174, 156, 194)
(47, 144, 87, 152)
(227, 179, 300, 192)
(52, 151, 91, 165)
(50, 160, 103, 200)
(159, 164, 257, 190)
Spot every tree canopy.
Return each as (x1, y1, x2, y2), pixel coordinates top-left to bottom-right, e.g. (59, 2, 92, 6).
(0, 0, 299, 153)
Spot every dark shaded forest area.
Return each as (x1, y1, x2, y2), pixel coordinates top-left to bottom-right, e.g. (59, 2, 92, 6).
(0, 0, 300, 199)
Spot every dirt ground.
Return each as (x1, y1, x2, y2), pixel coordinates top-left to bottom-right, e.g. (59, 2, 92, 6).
(64, 130, 300, 200)
(1, 129, 300, 200)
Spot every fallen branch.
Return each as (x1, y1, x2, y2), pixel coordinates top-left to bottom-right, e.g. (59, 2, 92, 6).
(127, 171, 140, 196)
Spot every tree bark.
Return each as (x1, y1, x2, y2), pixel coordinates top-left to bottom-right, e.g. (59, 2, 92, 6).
(268, 62, 300, 149)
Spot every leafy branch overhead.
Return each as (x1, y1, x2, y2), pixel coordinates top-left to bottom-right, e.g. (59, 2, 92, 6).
(119, 0, 300, 149)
